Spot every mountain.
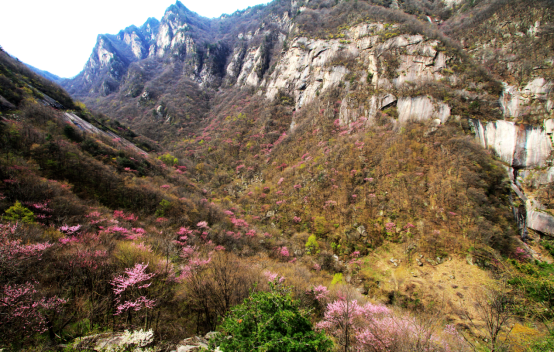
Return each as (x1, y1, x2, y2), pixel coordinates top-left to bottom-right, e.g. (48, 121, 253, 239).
(25, 63, 65, 84)
(3, 0, 554, 350)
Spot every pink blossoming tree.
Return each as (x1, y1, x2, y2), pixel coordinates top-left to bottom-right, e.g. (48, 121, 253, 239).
(110, 263, 156, 322)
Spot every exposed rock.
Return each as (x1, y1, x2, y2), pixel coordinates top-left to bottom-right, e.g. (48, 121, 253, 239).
(544, 119, 554, 134)
(171, 332, 222, 352)
(0, 94, 16, 111)
(519, 167, 554, 188)
(61, 112, 146, 155)
(526, 197, 554, 235)
(499, 78, 553, 118)
(397, 96, 450, 124)
(470, 119, 552, 168)
(175, 336, 208, 352)
(74, 330, 154, 351)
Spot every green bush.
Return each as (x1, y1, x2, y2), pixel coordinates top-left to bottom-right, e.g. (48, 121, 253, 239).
(158, 153, 178, 166)
(3, 201, 35, 223)
(212, 285, 333, 352)
(331, 273, 344, 285)
(305, 235, 320, 255)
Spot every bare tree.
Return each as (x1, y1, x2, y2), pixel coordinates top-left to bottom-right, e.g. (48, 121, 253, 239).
(461, 282, 514, 352)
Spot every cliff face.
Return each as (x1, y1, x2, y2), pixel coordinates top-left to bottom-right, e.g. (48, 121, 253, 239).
(64, 0, 554, 239)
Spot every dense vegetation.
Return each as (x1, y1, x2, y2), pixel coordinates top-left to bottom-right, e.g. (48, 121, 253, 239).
(1, 0, 554, 351)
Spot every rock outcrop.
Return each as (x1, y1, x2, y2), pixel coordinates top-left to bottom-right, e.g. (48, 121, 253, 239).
(470, 118, 554, 236)
(500, 78, 553, 119)
(61, 112, 147, 155)
(470, 119, 552, 168)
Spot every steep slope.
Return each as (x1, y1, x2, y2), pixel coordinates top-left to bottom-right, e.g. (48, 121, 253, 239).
(25, 63, 65, 84)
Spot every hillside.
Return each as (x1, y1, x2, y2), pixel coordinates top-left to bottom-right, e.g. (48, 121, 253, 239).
(2, 0, 554, 351)
(25, 63, 65, 84)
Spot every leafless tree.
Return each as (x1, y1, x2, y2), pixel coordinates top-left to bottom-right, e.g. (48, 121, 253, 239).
(461, 282, 514, 352)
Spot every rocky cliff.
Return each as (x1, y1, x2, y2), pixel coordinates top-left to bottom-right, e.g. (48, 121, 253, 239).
(64, 0, 554, 242)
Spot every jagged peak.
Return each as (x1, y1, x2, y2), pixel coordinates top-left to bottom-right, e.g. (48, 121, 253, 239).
(142, 17, 160, 27)
(118, 25, 140, 36)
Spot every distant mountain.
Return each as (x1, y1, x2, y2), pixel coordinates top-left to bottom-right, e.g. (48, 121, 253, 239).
(25, 63, 65, 83)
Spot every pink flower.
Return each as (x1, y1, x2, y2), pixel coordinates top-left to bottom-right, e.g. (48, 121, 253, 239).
(264, 271, 285, 283)
(311, 285, 329, 301)
(293, 216, 301, 223)
(279, 246, 290, 257)
(58, 224, 82, 235)
(197, 221, 209, 229)
(231, 218, 249, 228)
(111, 263, 156, 315)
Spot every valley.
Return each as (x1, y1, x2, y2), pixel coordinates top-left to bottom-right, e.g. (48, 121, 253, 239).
(1, 0, 554, 350)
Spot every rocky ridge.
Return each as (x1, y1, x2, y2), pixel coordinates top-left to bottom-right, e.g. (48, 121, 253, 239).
(64, 0, 554, 241)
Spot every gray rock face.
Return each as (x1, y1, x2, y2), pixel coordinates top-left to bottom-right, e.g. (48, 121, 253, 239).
(397, 97, 450, 124)
(527, 206, 554, 235)
(61, 112, 147, 155)
(471, 118, 554, 236)
(470, 119, 552, 168)
(499, 78, 553, 119)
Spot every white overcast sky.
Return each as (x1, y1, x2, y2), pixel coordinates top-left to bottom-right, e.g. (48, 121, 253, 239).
(0, 0, 269, 78)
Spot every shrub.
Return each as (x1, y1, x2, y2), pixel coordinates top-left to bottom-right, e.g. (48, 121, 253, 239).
(212, 284, 333, 352)
(158, 153, 178, 166)
(3, 201, 35, 224)
(305, 235, 320, 255)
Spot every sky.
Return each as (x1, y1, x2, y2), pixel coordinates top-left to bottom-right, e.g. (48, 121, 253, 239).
(0, 0, 270, 78)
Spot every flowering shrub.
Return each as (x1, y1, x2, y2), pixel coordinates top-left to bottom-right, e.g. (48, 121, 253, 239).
(197, 221, 209, 229)
(310, 285, 329, 302)
(59, 224, 82, 235)
(317, 297, 467, 352)
(0, 282, 66, 337)
(1, 223, 54, 267)
(231, 217, 249, 228)
(111, 263, 156, 316)
(385, 222, 396, 232)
